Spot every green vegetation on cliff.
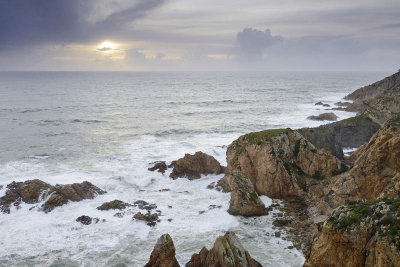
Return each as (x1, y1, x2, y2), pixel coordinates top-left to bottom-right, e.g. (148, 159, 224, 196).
(328, 199, 400, 249)
(242, 128, 292, 145)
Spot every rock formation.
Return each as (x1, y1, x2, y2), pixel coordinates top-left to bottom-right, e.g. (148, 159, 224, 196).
(307, 112, 338, 121)
(145, 234, 180, 267)
(76, 215, 101, 225)
(149, 161, 168, 174)
(221, 129, 342, 199)
(97, 200, 131, 210)
(0, 179, 106, 213)
(170, 151, 225, 179)
(227, 172, 267, 217)
(305, 199, 400, 267)
(133, 211, 160, 226)
(186, 231, 261, 267)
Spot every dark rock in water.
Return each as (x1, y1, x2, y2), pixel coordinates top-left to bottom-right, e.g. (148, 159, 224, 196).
(208, 204, 222, 210)
(0, 179, 106, 214)
(159, 188, 170, 192)
(274, 232, 281, 238)
(133, 211, 160, 226)
(273, 218, 292, 227)
(97, 200, 131, 211)
(134, 200, 157, 211)
(227, 173, 267, 217)
(41, 181, 106, 213)
(76, 215, 100, 225)
(315, 101, 324, 106)
(148, 161, 168, 174)
(145, 234, 180, 267)
(307, 112, 338, 121)
(168, 161, 176, 168)
(186, 231, 261, 267)
(169, 151, 225, 180)
(114, 212, 125, 218)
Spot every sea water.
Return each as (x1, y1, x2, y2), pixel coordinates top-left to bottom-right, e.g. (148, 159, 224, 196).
(0, 71, 388, 266)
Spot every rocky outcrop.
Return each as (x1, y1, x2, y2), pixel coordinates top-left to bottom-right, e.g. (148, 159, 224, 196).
(307, 112, 338, 121)
(97, 200, 131, 210)
(298, 115, 380, 159)
(148, 161, 168, 174)
(305, 199, 400, 267)
(145, 234, 180, 267)
(170, 151, 225, 180)
(0, 179, 105, 213)
(342, 71, 400, 124)
(227, 172, 267, 217)
(222, 129, 342, 199)
(186, 232, 261, 267)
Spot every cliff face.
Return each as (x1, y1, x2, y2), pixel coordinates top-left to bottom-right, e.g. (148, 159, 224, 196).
(305, 199, 400, 267)
(222, 129, 342, 199)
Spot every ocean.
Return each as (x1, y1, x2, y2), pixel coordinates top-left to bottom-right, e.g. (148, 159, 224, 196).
(0, 71, 388, 266)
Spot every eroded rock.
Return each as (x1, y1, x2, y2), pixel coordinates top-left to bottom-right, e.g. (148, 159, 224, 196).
(148, 161, 168, 174)
(76, 215, 100, 225)
(186, 231, 261, 267)
(170, 151, 225, 180)
(133, 211, 160, 226)
(97, 200, 131, 211)
(307, 112, 338, 121)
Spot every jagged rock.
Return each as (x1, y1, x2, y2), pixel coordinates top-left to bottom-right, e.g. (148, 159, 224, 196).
(224, 129, 342, 199)
(145, 234, 180, 267)
(0, 179, 105, 213)
(41, 181, 106, 212)
(307, 112, 338, 121)
(76, 215, 100, 225)
(133, 211, 160, 226)
(314, 115, 400, 208)
(97, 200, 131, 210)
(227, 172, 267, 217)
(305, 199, 400, 267)
(186, 232, 261, 267)
(148, 161, 168, 174)
(170, 151, 225, 180)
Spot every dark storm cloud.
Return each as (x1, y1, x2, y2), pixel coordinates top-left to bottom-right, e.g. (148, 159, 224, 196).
(236, 28, 283, 61)
(0, 0, 166, 50)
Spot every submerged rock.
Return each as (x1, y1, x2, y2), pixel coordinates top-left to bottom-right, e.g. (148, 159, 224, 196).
(145, 234, 180, 267)
(307, 112, 338, 121)
(97, 200, 131, 211)
(170, 151, 225, 180)
(76, 215, 100, 225)
(134, 200, 157, 211)
(0, 179, 105, 213)
(227, 172, 267, 217)
(148, 161, 168, 174)
(186, 231, 261, 267)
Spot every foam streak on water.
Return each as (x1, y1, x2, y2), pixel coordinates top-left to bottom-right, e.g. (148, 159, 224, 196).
(0, 71, 389, 266)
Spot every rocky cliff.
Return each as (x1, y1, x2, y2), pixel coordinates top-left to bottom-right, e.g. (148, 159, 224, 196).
(305, 199, 400, 267)
(220, 129, 342, 199)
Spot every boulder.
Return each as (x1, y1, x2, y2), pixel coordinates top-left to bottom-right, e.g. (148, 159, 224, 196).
(305, 199, 400, 267)
(227, 172, 267, 217)
(186, 231, 261, 267)
(145, 234, 180, 267)
(224, 129, 342, 199)
(97, 200, 131, 211)
(170, 151, 225, 180)
(0, 179, 105, 213)
(307, 112, 338, 121)
(134, 200, 157, 211)
(148, 161, 168, 174)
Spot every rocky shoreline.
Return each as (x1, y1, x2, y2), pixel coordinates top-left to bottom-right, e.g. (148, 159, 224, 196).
(1, 71, 399, 266)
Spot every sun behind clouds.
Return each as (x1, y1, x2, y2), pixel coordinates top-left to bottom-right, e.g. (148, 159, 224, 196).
(97, 41, 117, 52)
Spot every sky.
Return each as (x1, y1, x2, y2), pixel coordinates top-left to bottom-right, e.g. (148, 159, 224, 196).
(0, 0, 399, 71)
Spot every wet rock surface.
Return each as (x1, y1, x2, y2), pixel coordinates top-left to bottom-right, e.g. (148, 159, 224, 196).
(133, 211, 161, 226)
(76, 215, 101, 225)
(170, 151, 225, 179)
(145, 234, 180, 267)
(0, 179, 106, 213)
